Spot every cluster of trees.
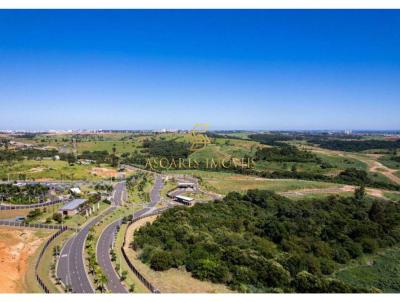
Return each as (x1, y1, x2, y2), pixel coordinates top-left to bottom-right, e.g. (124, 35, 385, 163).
(78, 150, 110, 164)
(0, 183, 49, 204)
(255, 145, 319, 163)
(133, 189, 400, 292)
(142, 138, 191, 159)
(309, 139, 400, 152)
(94, 183, 113, 192)
(390, 155, 400, 163)
(0, 148, 59, 162)
(334, 168, 400, 190)
(61, 149, 119, 167)
(249, 133, 303, 147)
(126, 173, 150, 202)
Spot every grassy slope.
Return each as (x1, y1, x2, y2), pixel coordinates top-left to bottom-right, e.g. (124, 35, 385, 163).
(383, 192, 400, 202)
(335, 246, 400, 292)
(378, 156, 400, 170)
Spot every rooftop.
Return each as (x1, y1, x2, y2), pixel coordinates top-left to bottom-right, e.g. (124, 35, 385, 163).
(60, 198, 87, 211)
(175, 195, 194, 201)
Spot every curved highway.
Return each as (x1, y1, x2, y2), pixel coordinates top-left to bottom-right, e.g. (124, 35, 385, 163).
(96, 175, 163, 293)
(57, 181, 126, 293)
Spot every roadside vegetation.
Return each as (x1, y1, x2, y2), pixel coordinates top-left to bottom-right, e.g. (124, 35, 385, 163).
(126, 172, 153, 203)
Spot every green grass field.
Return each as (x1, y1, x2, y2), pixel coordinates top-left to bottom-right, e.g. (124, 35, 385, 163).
(335, 246, 400, 292)
(383, 192, 400, 202)
(77, 141, 141, 155)
(167, 170, 341, 195)
(0, 159, 115, 181)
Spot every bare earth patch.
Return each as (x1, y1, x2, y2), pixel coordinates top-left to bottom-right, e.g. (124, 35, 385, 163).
(0, 228, 50, 293)
(124, 216, 232, 293)
(90, 167, 118, 178)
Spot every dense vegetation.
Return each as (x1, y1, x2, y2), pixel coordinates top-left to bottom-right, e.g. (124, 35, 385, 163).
(0, 148, 59, 162)
(309, 139, 400, 152)
(142, 138, 191, 159)
(255, 145, 319, 163)
(0, 183, 49, 204)
(77, 150, 110, 164)
(133, 190, 400, 292)
(249, 133, 304, 147)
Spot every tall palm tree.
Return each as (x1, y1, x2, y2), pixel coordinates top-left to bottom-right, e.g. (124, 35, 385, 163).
(97, 271, 108, 293)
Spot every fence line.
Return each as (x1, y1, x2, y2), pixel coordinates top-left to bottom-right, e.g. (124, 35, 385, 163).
(35, 227, 68, 293)
(120, 209, 167, 293)
(0, 220, 71, 230)
(0, 198, 66, 211)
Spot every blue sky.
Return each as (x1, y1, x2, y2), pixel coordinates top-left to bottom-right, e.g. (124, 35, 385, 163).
(0, 10, 399, 131)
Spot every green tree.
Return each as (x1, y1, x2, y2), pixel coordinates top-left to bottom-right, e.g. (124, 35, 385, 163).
(354, 185, 366, 201)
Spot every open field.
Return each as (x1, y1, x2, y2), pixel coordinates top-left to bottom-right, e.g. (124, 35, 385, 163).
(77, 141, 141, 155)
(0, 159, 117, 181)
(189, 139, 260, 162)
(335, 246, 400, 292)
(124, 215, 232, 293)
(0, 227, 52, 293)
(168, 170, 342, 195)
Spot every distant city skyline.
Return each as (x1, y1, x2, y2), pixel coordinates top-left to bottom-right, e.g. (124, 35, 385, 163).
(1, 10, 399, 130)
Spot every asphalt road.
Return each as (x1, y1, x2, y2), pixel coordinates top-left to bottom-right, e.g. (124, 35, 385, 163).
(97, 219, 127, 293)
(149, 175, 163, 208)
(57, 206, 114, 293)
(57, 181, 126, 293)
(96, 176, 164, 293)
(113, 182, 126, 207)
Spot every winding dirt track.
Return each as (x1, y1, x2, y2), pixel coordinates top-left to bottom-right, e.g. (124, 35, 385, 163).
(366, 154, 400, 185)
(306, 146, 400, 185)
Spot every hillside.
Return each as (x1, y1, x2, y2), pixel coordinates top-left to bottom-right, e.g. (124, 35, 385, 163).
(133, 190, 400, 293)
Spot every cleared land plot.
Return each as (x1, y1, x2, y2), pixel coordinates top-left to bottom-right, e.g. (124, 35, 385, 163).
(168, 170, 342, 195)
(0, 208, 31, 219)
(124, 216, 232, 293)
(0, 227, 51, 293)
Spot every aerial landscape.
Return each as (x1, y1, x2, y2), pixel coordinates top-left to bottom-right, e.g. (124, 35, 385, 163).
(1, 9, 400, 294)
